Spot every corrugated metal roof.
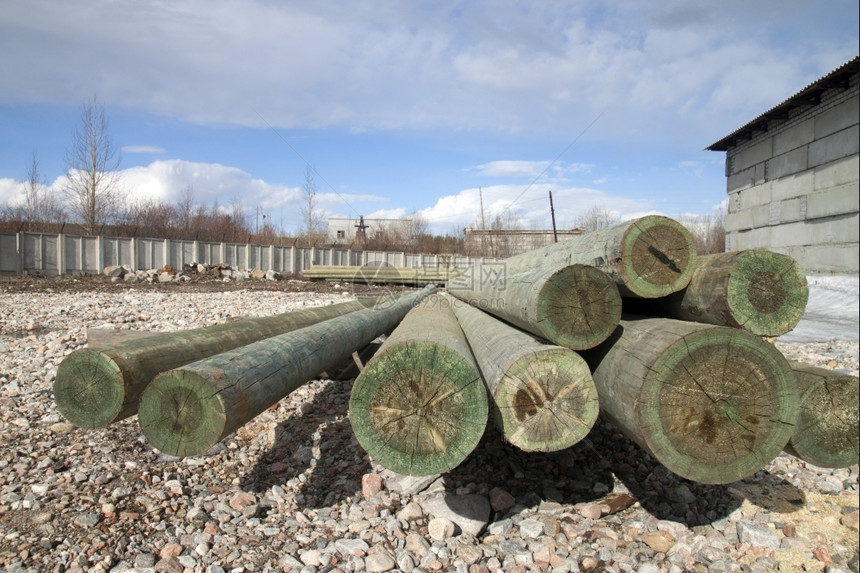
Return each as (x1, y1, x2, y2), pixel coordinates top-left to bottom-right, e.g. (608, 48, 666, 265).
(706, 56, 859, 151)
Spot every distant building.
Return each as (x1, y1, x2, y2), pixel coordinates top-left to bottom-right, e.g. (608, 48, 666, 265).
(707, 57, 859, 274)
(327, 217, 411, 245)
(464, 227, 585, 258)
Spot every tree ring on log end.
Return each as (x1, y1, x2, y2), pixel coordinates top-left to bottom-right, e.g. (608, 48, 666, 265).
(790, 372, 859, 468)
(54, 349, 125, 429)
(622, 216, 697, 298)
(536, 264, 622, 350)
(726, 249, 808, 336)
(349, 341, 488, 476)
(139, 370, 227, 458)
(494, 348, 599, 452)
(638, 328, 797, 484)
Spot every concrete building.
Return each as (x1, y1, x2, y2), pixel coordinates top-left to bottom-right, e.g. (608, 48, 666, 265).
(327, 216, 411, 245)
(707, 57, 859, 274)
(464, 227, 584, 258)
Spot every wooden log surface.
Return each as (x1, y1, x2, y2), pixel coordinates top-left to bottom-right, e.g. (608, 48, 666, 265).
(501, 215, 697, 298)
(348, 293, 488, 476)
(624, 249, 809, 337)
(583, 316, 799, 484)
(54, 296, 386, 429)
(450, 299, 599, 452)
(447, 263, 621, 350)
(783, 361, 859, 468)
(138, 286, 436, 457)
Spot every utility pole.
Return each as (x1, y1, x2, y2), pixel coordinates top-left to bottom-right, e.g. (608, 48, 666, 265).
(549, 190, 558, 243)
(479, 187, 487, 257)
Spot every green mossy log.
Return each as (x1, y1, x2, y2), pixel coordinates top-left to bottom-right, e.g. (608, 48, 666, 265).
(54, 297, 387, 428)
(583, 317, 798, 484)
(625, 249, 809, 337)
(447, 263, 621, 350)
(349, 293, 488, 476)
(450, 299, 599, 452)
(137, 286, 435, 457)
(502, 215, 697, 298)
(783, 361, 858, 468)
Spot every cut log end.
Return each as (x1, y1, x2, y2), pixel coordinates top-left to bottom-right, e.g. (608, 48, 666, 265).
(727, 250, 809, 336)
(621, 216, 697, 298)
(138, 370, 228, 458)
(349, 341, 488, 476)
(53, 349, 128, 429)
(785, 363, 859, 468)
(639, 328, 797, 484)
(536, 264, 622, 350)
(494, 348, 599, 452)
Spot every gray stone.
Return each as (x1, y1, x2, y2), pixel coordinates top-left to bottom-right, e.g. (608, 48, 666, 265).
(365, 553, 396, 573)
(518, 518, 544, 539)
(737, 520, 780, 548)
(334, 538, 370, 557)
(420, 493, 491, 537)
(385, 473, 440, 495)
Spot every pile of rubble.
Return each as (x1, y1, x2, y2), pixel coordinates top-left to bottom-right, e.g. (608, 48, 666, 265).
(102, 263, 283, 284)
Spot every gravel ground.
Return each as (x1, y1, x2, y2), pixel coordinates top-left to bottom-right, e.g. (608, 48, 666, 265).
(0, 275, 857, 573)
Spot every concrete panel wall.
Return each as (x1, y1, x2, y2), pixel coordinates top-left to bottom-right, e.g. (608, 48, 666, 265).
(809, 124, 860, 168)
(814, 95, 859, 139)
(773, 118, 814, 156)
(722, 80, 858, 274)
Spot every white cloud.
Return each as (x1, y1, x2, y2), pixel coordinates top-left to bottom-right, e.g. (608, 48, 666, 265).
(1, 1, 854, 145)
(416, 183, 653, 234)
(122, 145, 166, 154)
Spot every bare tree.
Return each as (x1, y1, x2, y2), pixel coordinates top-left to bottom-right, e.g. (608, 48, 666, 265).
(573, 205, 620, 233)
(300, 165, 326, 245)
(23, 152, 44, 231)
(62, 95, 124, 235)
(176, 184, 196, 235)
(677, 204, 726, 255)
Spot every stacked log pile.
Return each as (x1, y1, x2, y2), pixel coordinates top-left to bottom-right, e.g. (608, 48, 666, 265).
(54, 215, 858, 488)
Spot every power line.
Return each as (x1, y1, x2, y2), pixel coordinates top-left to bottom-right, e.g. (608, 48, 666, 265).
(255, 112, 361, 217)
(498, 106, 608, 220)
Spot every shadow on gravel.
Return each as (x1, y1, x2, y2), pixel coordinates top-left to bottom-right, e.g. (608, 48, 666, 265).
(238, 382, 803, 529)
(238, 375, 369, 508)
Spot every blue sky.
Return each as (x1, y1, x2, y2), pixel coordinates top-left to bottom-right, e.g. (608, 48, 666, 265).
(1, 1, 857, 235)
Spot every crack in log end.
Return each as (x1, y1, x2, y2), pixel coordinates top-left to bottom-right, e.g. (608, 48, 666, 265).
(746, 271, 786, 315)
(163, 387, 205, 435)
(629, 224, 691, 286)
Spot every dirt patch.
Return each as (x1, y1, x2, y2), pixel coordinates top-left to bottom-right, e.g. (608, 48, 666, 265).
(0, 272, 415, 297)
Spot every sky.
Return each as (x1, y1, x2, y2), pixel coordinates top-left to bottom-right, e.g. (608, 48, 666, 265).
(0, 1, 857, 236)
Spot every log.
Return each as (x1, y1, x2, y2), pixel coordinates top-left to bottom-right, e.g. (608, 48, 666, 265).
(138, 286, 436, 457)
(783, 361, 858, 468)
(303, 265, 461, 285)
(54, 296, 388, 429)
(624, 249, 809, 337)
(583, 317, 798, 484)
(450, 298, 599, 452)
(348, 293, 488, 476)
(447, 263, 621, 350)
(502, 215, 697, 298)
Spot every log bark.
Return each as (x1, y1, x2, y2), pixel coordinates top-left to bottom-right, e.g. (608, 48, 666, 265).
(55, 296, 388, 429)
(348, 293, 488, 476)
(447, 263, 621, 350)
(502, 215, 697, 298)
(137, 286, 436, 457)
(624, 249, 809, 337)
(783, 361, 858, 468)
(450, 299, 599, 452)
(582, 317, 798, 484)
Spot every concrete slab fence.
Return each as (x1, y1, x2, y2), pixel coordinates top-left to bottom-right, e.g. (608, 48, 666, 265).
(0, 232, 491, 277)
